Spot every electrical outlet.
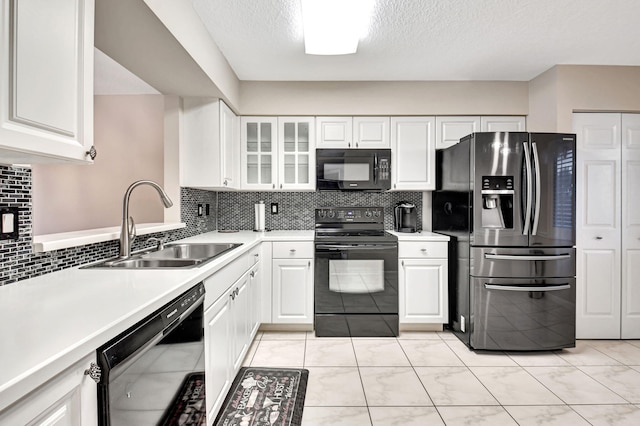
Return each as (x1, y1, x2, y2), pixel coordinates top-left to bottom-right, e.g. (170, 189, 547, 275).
(197, 204, 203, 216)
(271, 203, 278, 214)
(461, 315, 466, 332)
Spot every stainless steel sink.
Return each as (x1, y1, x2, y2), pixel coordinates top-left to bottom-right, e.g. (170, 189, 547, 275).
(84, 242, 242, 269)
(142, 243, 241, 261)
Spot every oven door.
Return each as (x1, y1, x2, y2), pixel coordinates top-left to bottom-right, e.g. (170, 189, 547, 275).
(316, 149, 391, 191)
(470, 277, 575, 351)
(314, 241, 398, 336)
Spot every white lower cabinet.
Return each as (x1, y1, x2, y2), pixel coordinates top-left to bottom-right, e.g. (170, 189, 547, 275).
(399, 241, 448, 324)
(272, 241, 314, 324)
(204, 286, 233, 421)
(203, 246, 262, 423)
(0, 354, 97, 426)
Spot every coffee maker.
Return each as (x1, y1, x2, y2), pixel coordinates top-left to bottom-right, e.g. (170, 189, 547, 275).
(394, 201, 417, 233)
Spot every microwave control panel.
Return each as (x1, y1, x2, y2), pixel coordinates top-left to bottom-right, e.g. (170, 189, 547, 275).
(378, 158, 390, 181)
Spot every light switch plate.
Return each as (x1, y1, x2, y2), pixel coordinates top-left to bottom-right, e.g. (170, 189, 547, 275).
(0, 207, 19, 240)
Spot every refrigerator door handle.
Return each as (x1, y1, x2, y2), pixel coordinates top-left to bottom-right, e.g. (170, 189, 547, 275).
(484, 253, 572, 261)
(484, 284, 571, 292)
(523, 142, 533, 235)
(532, 142, 542, 235)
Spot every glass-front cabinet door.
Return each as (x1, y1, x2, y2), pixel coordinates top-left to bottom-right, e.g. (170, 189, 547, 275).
(278, 117, 316, 190)
(241, 117, 278, 190)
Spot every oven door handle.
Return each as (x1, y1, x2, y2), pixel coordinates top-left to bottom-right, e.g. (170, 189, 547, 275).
(484, 283, 571, 292)
(315, 244, 396, 250)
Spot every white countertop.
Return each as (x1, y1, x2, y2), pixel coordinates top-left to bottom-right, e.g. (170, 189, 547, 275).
(0, 230, 313, 412)
(388, 230, 451, 241)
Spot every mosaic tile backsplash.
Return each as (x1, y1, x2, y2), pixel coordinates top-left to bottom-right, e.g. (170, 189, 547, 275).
(217, 191, 423, 231)
(0, 164, 217, 286)
(0, 163, 422, 285)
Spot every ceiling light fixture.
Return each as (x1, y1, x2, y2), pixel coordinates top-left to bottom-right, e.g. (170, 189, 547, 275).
(301, 0, 373, 55)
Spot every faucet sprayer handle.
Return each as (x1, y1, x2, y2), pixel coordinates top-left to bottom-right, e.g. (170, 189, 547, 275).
(128, 216, 136, 243)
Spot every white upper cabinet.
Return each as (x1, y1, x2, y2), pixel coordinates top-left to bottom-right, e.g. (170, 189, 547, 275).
(241, 117, 315, 191)
(0, 0, 95, 164)
(241, 117, 278, 190)
(181, 99, 239, 189)
(353, 117, 390, 148)
(436, 116, 480, 149)
(316, 116, 390, 149)
(278, 117, 315, 190)
(480, 116, 526, 132)
(391, 116, 436, 191)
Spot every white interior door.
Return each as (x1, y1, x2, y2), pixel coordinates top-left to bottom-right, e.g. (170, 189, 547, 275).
(573, 113, 622, 339)
(621, 113, 640, 338)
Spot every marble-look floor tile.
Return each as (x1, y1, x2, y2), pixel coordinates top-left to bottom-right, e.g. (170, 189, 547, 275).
(369, 406, 444, 426)
(352, 339, 410, 366)
(504, 405, 590, 426)
(632, 365, 640, 373)
(414, 366, 498, 406)
(507, 351, 570, 367)
(397, 331, 443, 340)
(578, 365, 640, 403)
(557, 340, 621, 366)
(570, 404, 640, 426)
(445, 339, 518, 367)
(470, 366, 563, 405)
(260, 331, 308, 340)
(301, 407, 371, 426)
(525, 366, 627, 404)
(398, 339, 464, 366)
(585, 340, 640, 365)
(304, 339, 357, 367)
(437, 406, 518, 426)
(250, 340, 305, 368)
(437, 331, 459, 340)
(303, 367, 367, 407)
(359, 367, 432, 406)
(626, 340, 640, 349)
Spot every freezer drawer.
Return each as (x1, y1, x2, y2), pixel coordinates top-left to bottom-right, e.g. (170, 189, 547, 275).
(470, 277, 576, 351)
(471, 247, 575, 278)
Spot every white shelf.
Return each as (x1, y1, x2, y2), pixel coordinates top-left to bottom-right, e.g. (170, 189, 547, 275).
(32, 222, 186, 253)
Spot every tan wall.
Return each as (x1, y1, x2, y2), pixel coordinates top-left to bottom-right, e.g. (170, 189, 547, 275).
(32, 95, 166, 235)
(529, 65, 640, 132)
(239, 81, 529, 116)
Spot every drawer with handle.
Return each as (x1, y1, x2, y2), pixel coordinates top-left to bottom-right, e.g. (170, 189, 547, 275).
(272, 241, 314, 258)
(398, 241, 448, 258)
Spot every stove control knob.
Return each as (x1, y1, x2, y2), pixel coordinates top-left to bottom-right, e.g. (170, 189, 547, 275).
(319, 210, 326, 218)
(373, 210, 381, 218)
(365, 210, 372, 218)
(327, 210, 335, 218)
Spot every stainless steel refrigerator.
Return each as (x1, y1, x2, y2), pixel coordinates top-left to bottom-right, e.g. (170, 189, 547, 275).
(433, 132, 576, 351)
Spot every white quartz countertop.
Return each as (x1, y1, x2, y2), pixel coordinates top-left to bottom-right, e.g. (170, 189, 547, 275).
(388, 230, 451, 241)
(0, 230, 313, 412)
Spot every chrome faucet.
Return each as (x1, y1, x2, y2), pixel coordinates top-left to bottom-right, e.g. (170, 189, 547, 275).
(119, 180, 173, 259)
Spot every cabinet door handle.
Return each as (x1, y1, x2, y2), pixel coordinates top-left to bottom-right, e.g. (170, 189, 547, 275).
(84, 363, 101, 383)
(272, 184, 275, 189)
(250, 271, 255, 278)
(348, 142, 351, 148)
(223, 179, 228, 186)
(421, 248, 427, 252)
(356, 142, 359, 148)
(290, 249, 297, 253)
(280, 184, 283, 189)
(86, 145, 97, 160)
(402, 260, 404, 267)
(595, 236, 603, 240)
(308, 260, 311, 267)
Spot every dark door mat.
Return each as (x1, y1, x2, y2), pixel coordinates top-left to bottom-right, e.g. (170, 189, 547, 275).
(214, 367, 309, 426)
(160, 372, 206, 425)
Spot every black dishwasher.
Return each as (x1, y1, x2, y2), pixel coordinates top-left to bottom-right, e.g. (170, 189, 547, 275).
(96, 283, 205, 425)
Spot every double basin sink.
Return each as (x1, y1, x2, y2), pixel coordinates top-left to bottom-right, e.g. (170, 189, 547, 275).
(86, 242, 242, 269)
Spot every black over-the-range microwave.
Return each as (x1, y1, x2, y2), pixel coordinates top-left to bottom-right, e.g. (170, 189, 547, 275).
(316, 149, 391, 191)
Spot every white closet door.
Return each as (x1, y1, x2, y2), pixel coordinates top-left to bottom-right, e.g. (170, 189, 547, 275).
(573, 113, 622, 339)
(621, 114, 640, 338)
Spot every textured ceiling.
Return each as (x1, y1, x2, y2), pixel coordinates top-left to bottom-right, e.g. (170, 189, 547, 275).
(191, 0, 640, 82)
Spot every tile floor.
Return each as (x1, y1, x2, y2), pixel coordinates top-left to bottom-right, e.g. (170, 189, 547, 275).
(242, 331, 640, 425)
